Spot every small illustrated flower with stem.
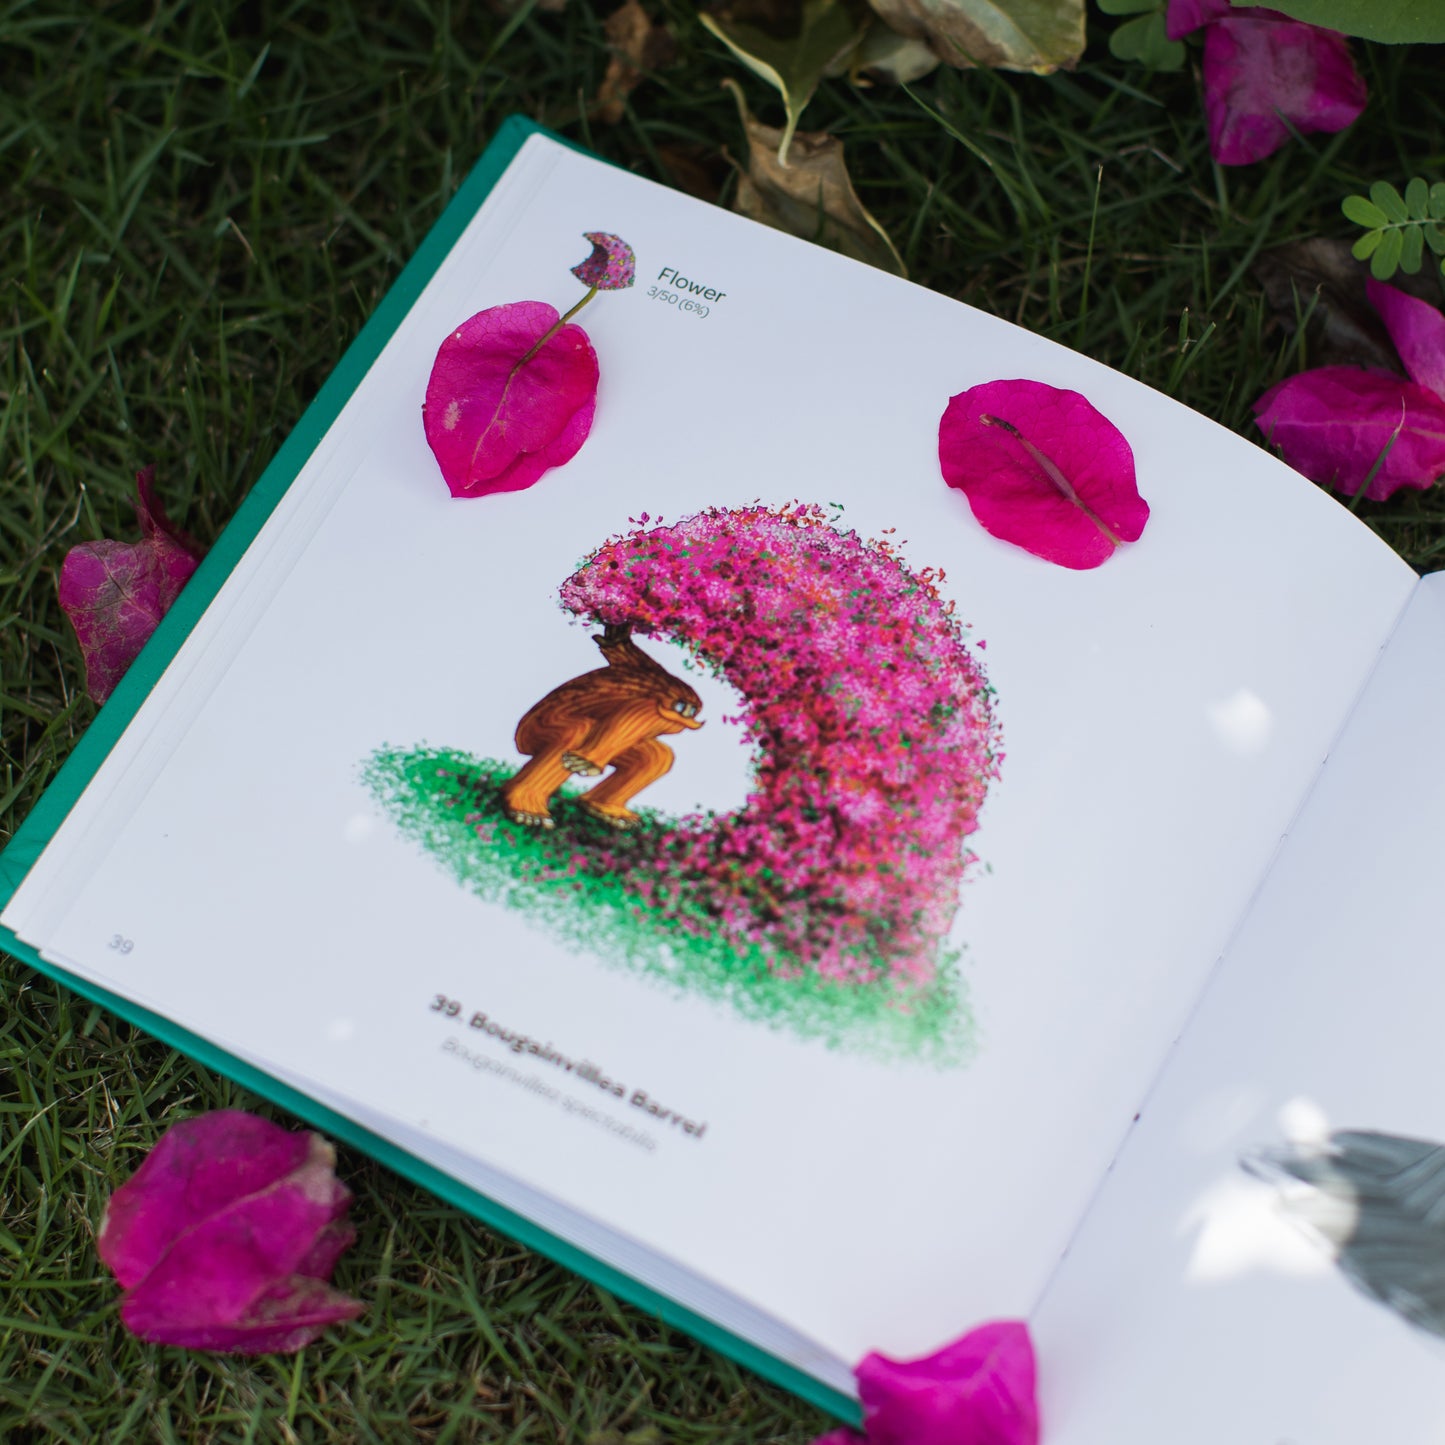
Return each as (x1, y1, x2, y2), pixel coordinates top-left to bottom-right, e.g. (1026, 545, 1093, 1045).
(423, 233, 635, 498)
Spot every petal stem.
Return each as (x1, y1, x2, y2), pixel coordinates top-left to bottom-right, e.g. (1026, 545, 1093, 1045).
(979, 412, 1123, 545)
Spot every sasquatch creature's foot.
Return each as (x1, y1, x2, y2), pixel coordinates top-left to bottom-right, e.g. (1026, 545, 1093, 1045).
(579, 800, 640, 830)
(505, 806, 555, 829)
(562, 751, 603, 777)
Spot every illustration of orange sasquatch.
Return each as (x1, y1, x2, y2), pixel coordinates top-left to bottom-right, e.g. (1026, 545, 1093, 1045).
(502, 624, 703, 830)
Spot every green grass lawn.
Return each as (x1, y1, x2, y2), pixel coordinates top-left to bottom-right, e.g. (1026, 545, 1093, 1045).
(3, 2, 1443, 1440)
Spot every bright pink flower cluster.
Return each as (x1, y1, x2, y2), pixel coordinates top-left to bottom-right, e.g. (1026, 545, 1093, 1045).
(559, 503, 1001, 988)
(1168, 0, 1366, 166)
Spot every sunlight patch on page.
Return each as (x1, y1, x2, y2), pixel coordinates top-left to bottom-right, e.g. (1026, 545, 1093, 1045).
(1207, 688, 1273, 757)
(1181, 1174, 1335, 1282)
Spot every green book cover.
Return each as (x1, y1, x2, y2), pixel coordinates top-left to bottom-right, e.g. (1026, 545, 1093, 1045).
(0, 113, 859, 1426)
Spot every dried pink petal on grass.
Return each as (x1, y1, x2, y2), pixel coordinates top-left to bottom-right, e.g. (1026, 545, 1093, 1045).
(939, 379, 1148, 569)
(1255, 367, 1445, 499)
(98, 1110, 362, 1353)
(57, 466, 202, 703)
(1367, 278, 1445, 400)
(1200, 14, 1366, 166)
(811, 1321, 1039, 1445)
(423, 299, 599, 498)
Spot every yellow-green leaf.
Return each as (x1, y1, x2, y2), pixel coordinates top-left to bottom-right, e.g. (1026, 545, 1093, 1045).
(862, 0, 1085, 72)
(700, 0, 870, 164)
(724, 78, 906, 275)
(849, 16, 941, 81)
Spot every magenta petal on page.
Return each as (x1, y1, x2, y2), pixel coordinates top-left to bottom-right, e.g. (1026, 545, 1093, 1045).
(1201, 15, 1366, 166)
(97, 1111, 362, 1353)
(1366, 278, 1445, 401)
(423, 299, 599, 498)
(571, 232, 636, 291)
(939, 378, 1147, 570)
(1255, 367, 1445, 499)
(856, 1320, 1040, 1445)
(1164, 0, 1231, 41)
(57, 465, 202, 704)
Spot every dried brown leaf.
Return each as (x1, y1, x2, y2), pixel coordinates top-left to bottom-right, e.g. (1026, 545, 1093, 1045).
(656, 142, 731, 203)
(1254, 238, 1400, 373)
(724, 78, 905, 276)
(863, 0, 1084, 71)
(593, 0, 677, 124)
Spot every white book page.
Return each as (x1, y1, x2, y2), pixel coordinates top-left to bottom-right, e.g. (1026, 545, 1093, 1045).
(1034, 573, 1445, 1442)
(4, 136, 1416, 1373)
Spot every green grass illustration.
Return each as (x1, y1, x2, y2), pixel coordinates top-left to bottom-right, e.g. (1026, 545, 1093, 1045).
(363, 744, 977, 1067)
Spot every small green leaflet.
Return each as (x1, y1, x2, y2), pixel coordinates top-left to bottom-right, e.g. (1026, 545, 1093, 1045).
(1343, 179, 1445, 281)
(1098, 0, 1184, 69)
(1230, 0, 1445, 43)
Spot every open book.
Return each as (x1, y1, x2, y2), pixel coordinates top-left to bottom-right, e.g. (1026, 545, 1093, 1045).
(5, 116, 1444, 1437)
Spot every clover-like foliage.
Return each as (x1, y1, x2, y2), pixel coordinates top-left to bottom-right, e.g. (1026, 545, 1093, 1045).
(1100, 0, 1185, 70)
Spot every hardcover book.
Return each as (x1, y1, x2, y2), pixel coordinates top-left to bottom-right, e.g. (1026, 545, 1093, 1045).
(6, 116, 1445, 1439)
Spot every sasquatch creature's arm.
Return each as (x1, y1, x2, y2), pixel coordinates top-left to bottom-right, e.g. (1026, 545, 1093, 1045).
(573, 696, 690, 771)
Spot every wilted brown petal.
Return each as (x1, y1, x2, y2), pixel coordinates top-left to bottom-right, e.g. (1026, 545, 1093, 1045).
(725, 79, 906, 276)
(1254, 239, 1402, 375)
(863, 0, 1084, 72)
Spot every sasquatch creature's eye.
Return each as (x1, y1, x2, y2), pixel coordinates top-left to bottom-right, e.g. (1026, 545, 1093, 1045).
(673, 701, 688, 713)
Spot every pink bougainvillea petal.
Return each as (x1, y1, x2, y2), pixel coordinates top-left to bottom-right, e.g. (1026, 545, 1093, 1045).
(422, 299, 599, 498)
(98, 1111, 313, 1289)
(1366, 278, 1445, 401)
(1255, 366, 1445, 499)
(938, 379, 1147, 570)
(98, 1111, 362, 1354)
(57, 466, 202, 703)
(571, 231, 636, 291)
(1164, 0, 1231, 40)
(855, 1321, 1039, 1445)
(1200, 15, 1366, 166)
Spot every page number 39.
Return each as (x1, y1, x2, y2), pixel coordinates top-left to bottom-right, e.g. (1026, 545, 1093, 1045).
(108, 934, 134, 955)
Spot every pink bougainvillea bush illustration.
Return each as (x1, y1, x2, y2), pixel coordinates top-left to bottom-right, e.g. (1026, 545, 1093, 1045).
(366, 503, 1001, 1063)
